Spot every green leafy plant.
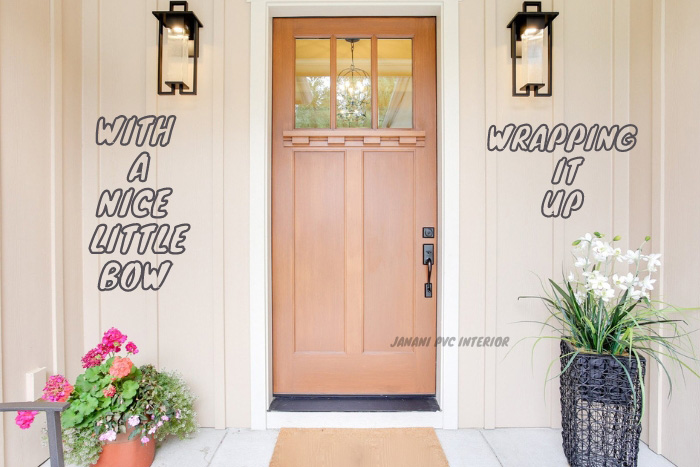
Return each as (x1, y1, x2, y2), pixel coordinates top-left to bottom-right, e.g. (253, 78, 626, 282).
(520, 232, 699, 414)
(61, 357, 141, 430)
(129, 365, 198, 443)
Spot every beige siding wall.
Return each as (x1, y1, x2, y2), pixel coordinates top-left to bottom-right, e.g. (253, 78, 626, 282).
(656, 0, 700, 465)
(1, 0, 60, 465)
(457, 0, 655, 431)
(79, 0, 252, 429)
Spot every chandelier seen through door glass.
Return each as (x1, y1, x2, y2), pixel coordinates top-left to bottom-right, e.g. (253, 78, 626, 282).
(337, 39, 371, 127)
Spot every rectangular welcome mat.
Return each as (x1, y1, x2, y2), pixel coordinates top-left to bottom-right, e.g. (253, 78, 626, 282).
(269, 427, 449, 467)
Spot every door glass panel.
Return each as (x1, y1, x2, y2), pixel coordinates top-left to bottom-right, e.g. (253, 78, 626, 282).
(295, 39, 331, 128)
(378, 39, 413, 128)
(336, 38, 371, 128)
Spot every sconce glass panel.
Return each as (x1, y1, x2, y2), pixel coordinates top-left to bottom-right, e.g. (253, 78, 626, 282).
(163, 24, 193, 90)
(517, 26, 548, 93)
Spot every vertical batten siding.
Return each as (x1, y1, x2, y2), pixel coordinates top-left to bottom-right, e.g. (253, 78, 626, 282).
(457, 0, 487, 429)
(0, 0, 58, 464)
(549, 0, 565, 430)
(648, 0, 665, 453)
(628, 0, 654, 446)
(657, 0, 700, 465)
(223, 0, 252, 430)
(62, 0, 85, 385)
(211, 0, 227, 430)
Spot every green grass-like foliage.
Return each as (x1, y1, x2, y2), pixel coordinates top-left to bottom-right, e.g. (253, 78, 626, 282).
(520, 232, 699, 417)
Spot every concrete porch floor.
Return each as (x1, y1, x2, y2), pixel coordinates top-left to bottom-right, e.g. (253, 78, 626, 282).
(42, 428, 675, 467)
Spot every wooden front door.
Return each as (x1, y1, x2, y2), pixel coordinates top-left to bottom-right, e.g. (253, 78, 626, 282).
(272, 17, 437, 394)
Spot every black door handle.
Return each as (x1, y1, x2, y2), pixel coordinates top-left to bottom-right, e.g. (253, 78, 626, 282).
(423, 244, 434, 298)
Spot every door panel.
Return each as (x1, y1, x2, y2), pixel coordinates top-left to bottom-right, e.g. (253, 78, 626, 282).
(272, 17, 437, 395)
(293, 151, 346, 352)
(363, 151, 415, 353)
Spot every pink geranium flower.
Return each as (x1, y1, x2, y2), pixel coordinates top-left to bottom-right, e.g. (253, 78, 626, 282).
(109, 356, 133, 379)
(125, 341, 139, 354)
(103, 385, 117, 398)
(101, 327, 128, 353)
(141, 436, 150, 444)
(81, 347, 104, 369)
(43, 375, 74, 402)
(15, 411, 38, 430)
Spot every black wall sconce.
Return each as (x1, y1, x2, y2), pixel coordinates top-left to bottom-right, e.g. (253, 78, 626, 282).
(507, 1, 558, 97)
(152, 1, 203, 95)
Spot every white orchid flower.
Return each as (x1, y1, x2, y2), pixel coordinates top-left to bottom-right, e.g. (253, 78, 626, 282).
(586, 271, 608, 291)
(645, 253, 662, 272)
(574, 291, 586, 304)
(567, 271, 576, 282)
(612, 273, 634, 290)
(592, 240, 614, 262)
(612, 248, 625, 262)
(628, 287, 643, 301)
(600, 285, 616, 302)
(625, 249, 641, 265)
(592, 282, 614, 301)
(574, 257, 589, 268)
(640, 275, 656, 291)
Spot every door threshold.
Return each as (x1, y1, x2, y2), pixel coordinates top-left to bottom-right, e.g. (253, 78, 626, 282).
(269, 395, 439, 412)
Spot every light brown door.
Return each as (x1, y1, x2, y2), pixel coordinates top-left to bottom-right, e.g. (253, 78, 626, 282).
(272, 17, 437, 394)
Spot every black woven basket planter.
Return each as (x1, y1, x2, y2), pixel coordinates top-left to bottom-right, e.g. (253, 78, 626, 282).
(560, 340, 646, 467)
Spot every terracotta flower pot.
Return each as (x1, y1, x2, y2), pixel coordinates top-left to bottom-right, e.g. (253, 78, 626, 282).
(92, 428, 155, 467)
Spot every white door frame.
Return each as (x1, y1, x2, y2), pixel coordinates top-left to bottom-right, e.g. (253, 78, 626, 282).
(248, 0, 460, 429)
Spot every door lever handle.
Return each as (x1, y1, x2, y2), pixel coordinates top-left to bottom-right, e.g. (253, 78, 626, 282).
(423, 244, 434, 298)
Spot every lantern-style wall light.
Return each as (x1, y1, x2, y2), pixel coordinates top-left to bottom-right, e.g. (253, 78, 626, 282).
(152, 1, 203, 95)
(507, 1, 558, 97)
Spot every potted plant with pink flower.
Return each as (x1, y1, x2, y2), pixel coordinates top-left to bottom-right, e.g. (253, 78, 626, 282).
(15, 328, 197, 467)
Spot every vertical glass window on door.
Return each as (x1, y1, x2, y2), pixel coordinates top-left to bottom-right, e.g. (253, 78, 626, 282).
(295, 39, 331, 128)
(336, 38, 372, 128)
(378, 39, 413, 128)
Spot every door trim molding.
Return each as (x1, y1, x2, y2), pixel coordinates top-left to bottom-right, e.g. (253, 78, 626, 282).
(249, 0, 460, 429)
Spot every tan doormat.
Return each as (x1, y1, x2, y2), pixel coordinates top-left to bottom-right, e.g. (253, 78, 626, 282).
(269, 427, 449, 467)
